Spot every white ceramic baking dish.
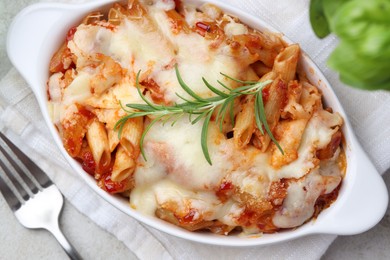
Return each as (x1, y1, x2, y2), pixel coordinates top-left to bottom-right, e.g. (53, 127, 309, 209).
(7, 0, 388, 246)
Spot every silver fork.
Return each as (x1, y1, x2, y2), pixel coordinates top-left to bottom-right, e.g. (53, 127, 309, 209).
(0, 132, 82, 260)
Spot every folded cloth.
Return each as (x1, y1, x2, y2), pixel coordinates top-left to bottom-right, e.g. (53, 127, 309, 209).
(1, 0, 389, 259)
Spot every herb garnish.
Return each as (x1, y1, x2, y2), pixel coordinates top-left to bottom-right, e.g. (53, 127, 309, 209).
(115, 64, 282, 165)
(309, 0, 390, 90)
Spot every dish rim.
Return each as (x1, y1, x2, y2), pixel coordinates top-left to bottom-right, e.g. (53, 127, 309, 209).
(6, 0, 388, 246)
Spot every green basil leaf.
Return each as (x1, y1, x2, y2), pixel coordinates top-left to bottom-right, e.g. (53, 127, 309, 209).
(309, 0, 331, 38)
(328, 42, 390, 90)
(332, 0, 390, 57)
(322, 0, 352, 31)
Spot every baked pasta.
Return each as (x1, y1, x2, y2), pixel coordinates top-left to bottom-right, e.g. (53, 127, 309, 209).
(47, 0, 346, 235)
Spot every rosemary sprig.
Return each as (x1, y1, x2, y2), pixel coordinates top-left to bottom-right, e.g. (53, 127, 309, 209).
(114, 64, 281, 165)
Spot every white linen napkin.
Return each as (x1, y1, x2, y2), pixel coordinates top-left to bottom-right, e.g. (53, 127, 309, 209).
(1, 0, 389, 259)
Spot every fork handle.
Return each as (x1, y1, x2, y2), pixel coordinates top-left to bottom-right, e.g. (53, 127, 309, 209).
(48, 222, 82, 260)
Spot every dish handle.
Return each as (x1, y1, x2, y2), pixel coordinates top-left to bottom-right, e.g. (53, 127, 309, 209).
(7, 4, 72, 91)
(314, 143, 388, 235)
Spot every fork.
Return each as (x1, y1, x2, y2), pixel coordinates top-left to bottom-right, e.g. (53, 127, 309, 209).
(0, 132, 82, 260)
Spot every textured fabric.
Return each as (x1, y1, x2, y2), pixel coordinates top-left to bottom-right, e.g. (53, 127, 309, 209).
(1, 0, 389, 259)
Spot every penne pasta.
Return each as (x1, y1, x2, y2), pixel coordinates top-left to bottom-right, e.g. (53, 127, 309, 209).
(111, 144, 136, 182)
(270, 119, 308, 168)
(263, 77, 287, 126)
(86, 119, 111, 173)
(234, 96, 255, 148)
(232, 32, 285, 67)
(281, 80, 309, 120)
(48, 0, 346, 235)
(90, 54, 124, 96)
(300, 82, 322, 116)
(107, 128, 120, 153)
(253, 75, 287, 152)
(273, 44, 300, 83)
(251, 61, 272, 78)
(60, 106, 94, 158)
(120, 117, 144, 158)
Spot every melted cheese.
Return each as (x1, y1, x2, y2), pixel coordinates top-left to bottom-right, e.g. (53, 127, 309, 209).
(131, 109, 343, 228)
(48, 71, 94, 123)
(131, 177, 244, 224)
(147, 0, 176, 11)
(277, 109, 343, 179)
(135, 118, 232, 191)
(63, 71, 92, 104)
(272, 170, 322, 228)
(223, 17, 248, 37)
(47, 0, 345, 234)
(67, 25, 112, 68)
(146, 7, 246, 103)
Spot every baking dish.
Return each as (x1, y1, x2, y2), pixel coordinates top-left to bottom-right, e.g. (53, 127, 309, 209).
(7, 0, 388, 246)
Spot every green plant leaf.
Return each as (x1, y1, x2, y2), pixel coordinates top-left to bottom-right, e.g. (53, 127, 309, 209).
(309, 0, 331, 38)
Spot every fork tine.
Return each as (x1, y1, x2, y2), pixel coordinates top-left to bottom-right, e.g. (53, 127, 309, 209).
(0, 132, 52, 188)
(0, 175, 22, 210)
(0, 150, 30, 201)
(0, 133, 39, 194)
(0, 140, 39, 195)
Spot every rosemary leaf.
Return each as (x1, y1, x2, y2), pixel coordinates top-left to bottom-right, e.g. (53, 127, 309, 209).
(257, 91, 284, 154)
(229, 97, 235, 128)
(192, 111, 208, 125)
(135, 71, 160, 111)
(119, 100, 134, 113)
(202, 77, 229, 98)
(220, 72, 258, 85)
(175, 65, 206, 102)
(139, 114, 166, 161)
(171, 113, 184, 126)
(114, 117, 128, 138)
(231, 84, 257, 94)
(175, 92, 198, 104)
(126, 103, 157, 112)
(161, 114, 175, 126)
(254, 93, 264, 135)
(217, 80, 232, 91)
(216, 98, 231, 131)
(201, 109, 214, 165)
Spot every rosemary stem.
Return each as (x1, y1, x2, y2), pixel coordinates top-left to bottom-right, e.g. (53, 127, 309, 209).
(115, 66, 280, 165)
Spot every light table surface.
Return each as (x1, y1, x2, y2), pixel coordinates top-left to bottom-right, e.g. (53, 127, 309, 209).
(1, 0, 389, 259)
